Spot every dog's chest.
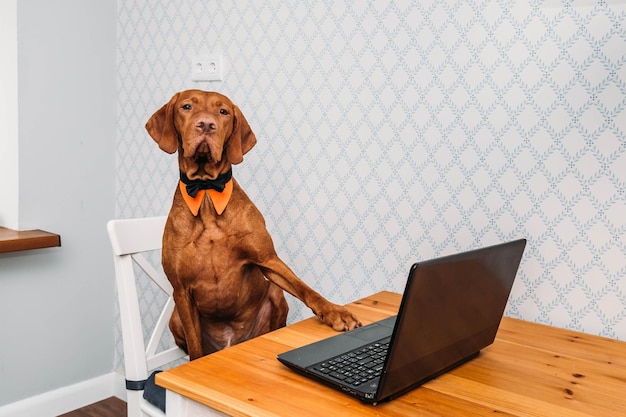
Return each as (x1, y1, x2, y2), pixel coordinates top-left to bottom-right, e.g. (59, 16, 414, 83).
(190, 219, 242, 252)
(166, 187, 263, 278)
(172, 214, 252, 264)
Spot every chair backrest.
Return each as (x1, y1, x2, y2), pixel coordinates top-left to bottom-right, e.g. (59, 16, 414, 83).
(107, 216, 187, 417)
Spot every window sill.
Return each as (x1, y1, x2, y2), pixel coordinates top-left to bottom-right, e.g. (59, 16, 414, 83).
(0, 227, 61, 253)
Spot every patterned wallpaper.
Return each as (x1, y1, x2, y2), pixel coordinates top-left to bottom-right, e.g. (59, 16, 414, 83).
(116, 0, 626, 369)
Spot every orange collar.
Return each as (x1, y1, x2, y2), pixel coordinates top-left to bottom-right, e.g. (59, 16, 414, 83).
(179, 179, 233, 216)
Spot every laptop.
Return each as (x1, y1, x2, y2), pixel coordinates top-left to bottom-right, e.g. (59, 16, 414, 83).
(277, 239, 527, 404)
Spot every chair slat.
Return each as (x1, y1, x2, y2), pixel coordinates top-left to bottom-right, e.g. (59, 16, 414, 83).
(132, 252, 173, 295)
(107, 217, 188, 417)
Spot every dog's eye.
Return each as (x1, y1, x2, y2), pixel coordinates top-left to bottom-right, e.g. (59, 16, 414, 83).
(182, 104, 192, 111)
(219, 109, 229, 116)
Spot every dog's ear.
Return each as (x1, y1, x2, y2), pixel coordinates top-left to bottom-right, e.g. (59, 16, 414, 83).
(145, 93, 180, 154)
(226, 105, 257, 165)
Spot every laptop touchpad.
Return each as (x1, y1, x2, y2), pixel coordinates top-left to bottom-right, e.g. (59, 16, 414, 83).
(349, 317, 396, 342)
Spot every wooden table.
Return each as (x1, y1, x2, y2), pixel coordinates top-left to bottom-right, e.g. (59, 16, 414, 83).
(157, 291, 626, 416)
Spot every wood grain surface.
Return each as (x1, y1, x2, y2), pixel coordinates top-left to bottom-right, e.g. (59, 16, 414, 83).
(158, 291, 626, 417)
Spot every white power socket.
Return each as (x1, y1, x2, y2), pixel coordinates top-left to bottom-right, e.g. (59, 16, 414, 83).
(191, 55, 222, 82)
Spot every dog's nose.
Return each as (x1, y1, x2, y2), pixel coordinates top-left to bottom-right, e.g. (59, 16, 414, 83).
(196, 118, 217, 133)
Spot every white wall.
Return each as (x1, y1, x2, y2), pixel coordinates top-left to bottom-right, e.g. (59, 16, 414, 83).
(0, 0, 117, 407)
(0, 0, 19, 229)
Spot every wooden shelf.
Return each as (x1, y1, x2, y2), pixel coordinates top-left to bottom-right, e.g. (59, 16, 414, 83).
(0, 227, 61, 253)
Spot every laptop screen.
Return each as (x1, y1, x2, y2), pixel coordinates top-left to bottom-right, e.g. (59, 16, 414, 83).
(377, 239, 526, 400)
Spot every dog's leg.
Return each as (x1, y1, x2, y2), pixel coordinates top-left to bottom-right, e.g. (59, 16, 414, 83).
(171, 289, 204, 360)
(258, 258, 361, 331)
(267, 283, 288, 330)
(168, 306, 188, 352)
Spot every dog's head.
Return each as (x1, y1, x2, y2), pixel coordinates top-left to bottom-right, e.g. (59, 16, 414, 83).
(146, 90, 256, 180)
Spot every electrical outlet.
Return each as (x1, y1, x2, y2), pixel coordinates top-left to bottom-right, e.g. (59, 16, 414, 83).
(191, 55, 222, 81)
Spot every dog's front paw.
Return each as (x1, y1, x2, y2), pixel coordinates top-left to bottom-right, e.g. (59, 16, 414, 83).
(318, 304, 361, 331)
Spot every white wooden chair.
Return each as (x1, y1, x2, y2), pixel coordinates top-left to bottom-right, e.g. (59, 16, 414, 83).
(107, 216, 188, 417)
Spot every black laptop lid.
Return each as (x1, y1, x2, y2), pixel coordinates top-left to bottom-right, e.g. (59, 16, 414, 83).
(377, 239, 526, 401)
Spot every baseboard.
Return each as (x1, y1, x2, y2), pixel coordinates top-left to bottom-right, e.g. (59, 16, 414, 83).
(0, 372, 126, 417)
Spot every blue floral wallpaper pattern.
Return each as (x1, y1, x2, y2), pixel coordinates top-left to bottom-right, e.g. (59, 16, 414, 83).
(115, 0, 626, 369)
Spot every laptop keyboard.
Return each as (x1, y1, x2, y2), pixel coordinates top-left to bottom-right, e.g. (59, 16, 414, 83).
(310, 337, 391, 387)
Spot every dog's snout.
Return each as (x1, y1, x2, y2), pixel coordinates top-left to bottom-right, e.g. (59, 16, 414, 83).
(196, 118, 217, 133)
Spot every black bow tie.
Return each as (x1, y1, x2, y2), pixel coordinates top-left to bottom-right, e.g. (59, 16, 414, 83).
(180, 169, 232, 198)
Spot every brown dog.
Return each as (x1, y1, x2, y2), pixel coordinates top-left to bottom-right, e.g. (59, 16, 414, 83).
(146, 90, 361, 360)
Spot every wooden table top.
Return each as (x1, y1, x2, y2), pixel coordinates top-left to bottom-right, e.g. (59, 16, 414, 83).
(157, 291, 626, 416)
